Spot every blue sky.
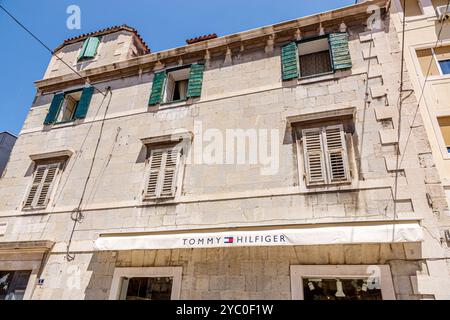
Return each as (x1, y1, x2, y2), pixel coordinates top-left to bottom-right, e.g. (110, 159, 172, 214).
(0, 0, 355, 135)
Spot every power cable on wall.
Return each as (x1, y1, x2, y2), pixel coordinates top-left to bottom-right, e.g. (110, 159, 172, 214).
(0, 4, 106, 97)
(66, 87, 113, 261)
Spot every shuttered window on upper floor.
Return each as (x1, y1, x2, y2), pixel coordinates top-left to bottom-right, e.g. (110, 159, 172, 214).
(301, 124, 350, 186)
(281, 33, 352, 80)
(144, 146, 182, 200)
(23, 162, 62, 210)
(78, 37, 101, 61)
(149, 64, 205, 105)
(44, 86, 94, 125)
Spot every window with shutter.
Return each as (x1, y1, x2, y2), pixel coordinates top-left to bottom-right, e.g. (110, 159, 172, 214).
(144, 147, 181, 199)
(23, 163, 60, 210)
(78, 37, 100, 61)
(324, 125, 349, 183)
(301, 125, 350, 186)
(302, 128, 326, 185)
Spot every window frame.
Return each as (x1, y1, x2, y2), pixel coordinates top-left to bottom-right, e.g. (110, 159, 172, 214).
(143, 144, 183, 201)
(297, 35, 334, 79)
(290, 265, 396, 300)
(22, 160, 64, 211)
(299, 124, 351, 187)
(161, 66, 191, 105)
(54, 88, 84, 124)
(109, 267, 182, 300)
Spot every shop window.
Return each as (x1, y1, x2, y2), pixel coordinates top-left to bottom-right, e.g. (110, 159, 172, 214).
(120, 277, 173, 300)
(290, 265, 396, 300)
(302, 278, 382, 300)
(438, 116, 450, 152)
(298, 38, 333, 77)
(0, 271, 31, 300)
(109, 267, 182, 300)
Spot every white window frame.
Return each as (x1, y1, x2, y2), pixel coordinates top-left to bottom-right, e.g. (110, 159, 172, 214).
(109, 267, 182, 300)
(300, 124, 350, 187)
(163, 67, 190, 104)
(290, 265, 396, 300)
(22, 161, 62, 210)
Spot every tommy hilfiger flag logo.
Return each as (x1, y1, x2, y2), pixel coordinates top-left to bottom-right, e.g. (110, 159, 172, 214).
(224, 237, 234, 244)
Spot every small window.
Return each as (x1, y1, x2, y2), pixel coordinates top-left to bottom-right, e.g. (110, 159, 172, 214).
(144, 146, 182, 199)
(56, 91, 82, 123)
(300, 124, 350, 186)
(23, 162, 61, 210)
(0, 271, 31, 300)
(438, 116, 450, 152)
(298, 38, 333, 78)
(163, 68, 190, 103)
(120, 277, 173, 300)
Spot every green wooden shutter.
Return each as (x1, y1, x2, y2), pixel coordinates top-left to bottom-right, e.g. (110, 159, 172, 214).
(149, 71, 167, 105)
(78, 37, 100, 60)
(281, 42, 299, 80)
(329, 33, 352, 70)
(187, 64, 205, 98)
(74, 86, 94, 119)
(44, 93, 64, 125)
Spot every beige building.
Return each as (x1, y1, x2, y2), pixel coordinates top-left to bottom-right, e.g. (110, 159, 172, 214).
(0, 0, 449, 300)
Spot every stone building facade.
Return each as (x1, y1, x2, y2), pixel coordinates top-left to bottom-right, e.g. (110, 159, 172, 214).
(0, 132, 17, 177)
(0, 0, 449, 300)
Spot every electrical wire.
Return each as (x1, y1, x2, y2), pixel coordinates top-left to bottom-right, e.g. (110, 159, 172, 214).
(0, 4, 106, 97)
(66, 88, 113, 261)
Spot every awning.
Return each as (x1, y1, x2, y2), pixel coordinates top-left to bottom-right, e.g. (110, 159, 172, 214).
(94, 222, 423, 251)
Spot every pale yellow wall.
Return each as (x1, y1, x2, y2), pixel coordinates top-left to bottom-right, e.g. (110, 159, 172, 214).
(392, 0, 450, 187)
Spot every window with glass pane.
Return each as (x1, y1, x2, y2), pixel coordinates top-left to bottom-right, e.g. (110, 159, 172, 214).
(439, 59, 450, 75)
(302, 278, 382, 300)
(0, 271, 31, 300)
(121, 277, 173, 300)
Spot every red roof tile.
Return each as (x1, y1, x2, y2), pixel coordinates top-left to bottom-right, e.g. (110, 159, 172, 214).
(54, 25, 150, 54)
(186, 33, 218, 45)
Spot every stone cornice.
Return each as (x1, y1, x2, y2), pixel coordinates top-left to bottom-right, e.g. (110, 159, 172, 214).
(35, 0, 388, 93)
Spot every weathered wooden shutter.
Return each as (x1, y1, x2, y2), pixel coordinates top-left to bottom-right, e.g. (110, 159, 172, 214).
(24, 165, 46, 208)
(78, 37, 100, 60)
(145, 149, 164, 198)
(44, 93, 64, 125)
(302, 128, 326, 185)
(144, 148, 181, 199)
(324, 125, 349, 183)
(281, 42, 299, 80)
(329, 33, 352, 70)
(74, 86, 94, 119)
(24, 163, 59, 209)
(187, 64, 205, 98)
(160, 148, 181, 197)
(35, 164, 59, 207)
(149, 72, 167, 105)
